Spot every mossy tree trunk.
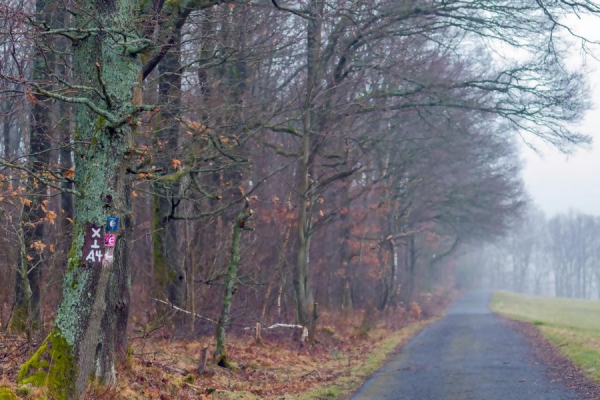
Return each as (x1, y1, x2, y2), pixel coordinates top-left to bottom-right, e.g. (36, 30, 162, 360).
(214, 200, 252, 367)
(18, 1, 144, 397)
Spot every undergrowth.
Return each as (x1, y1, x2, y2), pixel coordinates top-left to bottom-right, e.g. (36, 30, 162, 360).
(0, 291, 454, 399)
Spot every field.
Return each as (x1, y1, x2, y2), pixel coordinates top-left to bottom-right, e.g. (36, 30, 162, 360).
(490, 291, 600, 381)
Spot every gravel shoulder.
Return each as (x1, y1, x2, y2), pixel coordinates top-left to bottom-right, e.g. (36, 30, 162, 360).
(351, 291, 598, 400)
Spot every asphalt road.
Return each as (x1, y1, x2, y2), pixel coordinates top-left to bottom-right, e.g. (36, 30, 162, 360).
(351, 291, 582, 400)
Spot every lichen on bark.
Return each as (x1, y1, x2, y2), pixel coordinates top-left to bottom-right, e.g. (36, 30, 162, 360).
(215, 200, 253, 367)
(54, 268, 92, 346)
(17, 0, 142, 396)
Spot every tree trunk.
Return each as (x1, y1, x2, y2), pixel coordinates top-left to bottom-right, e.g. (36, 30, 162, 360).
(214, 201, 252, 367)
(55, 7, 74, 261)
(2, 114, 10, 159)
(10, 0, 52, 334)
(400, 236, 417, 306)
(18, 2, 142, 397)
(293, 173, 313, 327)
(261, 219, 292, 319)
(339, 185, 353, 312)
(152, 25, 185, 308)
(377, 244, 389, 311)
(292, 0, 322, 330)
(387, 237, 398, 307)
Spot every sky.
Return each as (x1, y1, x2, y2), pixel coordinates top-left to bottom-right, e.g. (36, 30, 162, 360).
(520, 56, 600, 218)
(520, 19, 600, 218)
(522, 135, 600, 217)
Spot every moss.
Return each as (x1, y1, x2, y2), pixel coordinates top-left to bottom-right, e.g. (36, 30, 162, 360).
(8, 304, 27, 333)
(183, 374, 195, 383)
(94, 116, 106, 133)
(157, 167, 191, 183)
(215, 350, 230, 369)
(15, 385, 31, 397)
(0, 387, 18, 400)
(18, 329, 75, 400)
(66, 224, 85, 272)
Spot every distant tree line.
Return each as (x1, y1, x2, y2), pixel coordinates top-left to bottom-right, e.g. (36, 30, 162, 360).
(460, 207, 600, 299)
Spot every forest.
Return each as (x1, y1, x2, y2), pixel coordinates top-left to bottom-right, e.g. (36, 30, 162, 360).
(0, 0, 598, 398)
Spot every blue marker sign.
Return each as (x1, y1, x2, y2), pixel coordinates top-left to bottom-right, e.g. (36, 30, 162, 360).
(107, 217, 119, 231)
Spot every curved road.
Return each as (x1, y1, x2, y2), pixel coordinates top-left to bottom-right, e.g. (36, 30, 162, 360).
(351, 291, 582, 400)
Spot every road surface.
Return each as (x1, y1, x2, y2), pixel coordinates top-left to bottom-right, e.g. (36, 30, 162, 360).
(351, 291, 582, 400)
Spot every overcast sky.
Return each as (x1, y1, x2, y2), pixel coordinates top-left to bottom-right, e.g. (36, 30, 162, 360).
(521, 63, 600, 217)
(518, 16, 600, 218)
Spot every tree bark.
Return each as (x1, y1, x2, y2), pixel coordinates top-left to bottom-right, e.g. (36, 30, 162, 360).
(339, 186, 357, 312)
(292, 0, 322, 331)
(18, 1, 142, 397)
(153, 25, 185, 309)
(214, 200, 252, 367)
(10, 0, 52, 334)
(54, 7, 74, 259)
(400, 236, 417, 306)
(261, 219, 292, 319)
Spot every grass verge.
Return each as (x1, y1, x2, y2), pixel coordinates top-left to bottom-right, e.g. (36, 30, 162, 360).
(297, 320, 435, 400)
(490, 291, 600, 381)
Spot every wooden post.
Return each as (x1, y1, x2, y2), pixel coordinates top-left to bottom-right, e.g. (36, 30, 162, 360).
(197, 346, 209, 374)
(308, 302, 319, 346)
(255, 323, 263, 345)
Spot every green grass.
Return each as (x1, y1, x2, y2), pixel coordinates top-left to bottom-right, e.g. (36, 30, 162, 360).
(490, 291, 600, 380)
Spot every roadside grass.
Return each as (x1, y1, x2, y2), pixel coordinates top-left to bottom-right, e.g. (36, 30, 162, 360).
(490, 291, 600, 380)
(297, 320, 435, 400)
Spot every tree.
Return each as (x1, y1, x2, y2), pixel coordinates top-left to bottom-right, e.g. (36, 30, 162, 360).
(262, 0, 594, 329)
(12, 0, 221, 396)
(9, 0, 53, 336)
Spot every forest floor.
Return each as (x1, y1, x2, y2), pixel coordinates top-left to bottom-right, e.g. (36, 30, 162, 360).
(0, 292, 454, 399)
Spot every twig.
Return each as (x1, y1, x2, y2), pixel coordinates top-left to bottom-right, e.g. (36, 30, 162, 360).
(95, 61, 112, 109)
(150, 361, 190, 376)
(243, 323, 303, 330)
(129, 324, 164, 340)
(151, 297, 217, 324)
(183, 381, 203, 390)
(300, 370, 320, 379)
(271, 0, 315, 20)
